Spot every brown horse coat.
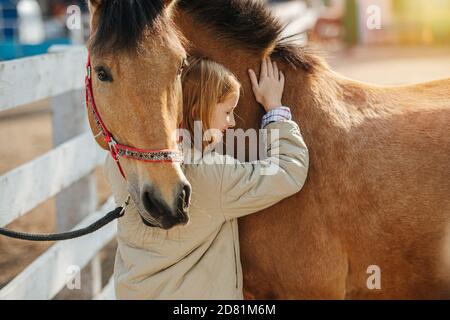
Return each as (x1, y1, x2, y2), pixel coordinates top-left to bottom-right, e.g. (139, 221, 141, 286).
(173, 0, 450, 299)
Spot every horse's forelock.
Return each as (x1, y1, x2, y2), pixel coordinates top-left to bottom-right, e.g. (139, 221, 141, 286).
(90, 0, 166, 55)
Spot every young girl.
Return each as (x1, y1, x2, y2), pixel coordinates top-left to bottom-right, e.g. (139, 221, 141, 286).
(104, 57, 309, 299)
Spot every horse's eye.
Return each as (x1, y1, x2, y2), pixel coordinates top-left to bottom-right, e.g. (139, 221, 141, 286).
(95, 67, 113, 82)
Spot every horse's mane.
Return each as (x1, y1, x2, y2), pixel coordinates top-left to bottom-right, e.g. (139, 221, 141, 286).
(90, 0, 167, 55)
(177, 0, 322, 72)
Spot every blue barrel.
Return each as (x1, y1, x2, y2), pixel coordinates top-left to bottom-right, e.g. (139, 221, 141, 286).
(0, 0, 18, 40)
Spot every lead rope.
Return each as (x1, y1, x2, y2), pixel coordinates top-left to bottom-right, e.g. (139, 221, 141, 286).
(0, 195, 131, 241)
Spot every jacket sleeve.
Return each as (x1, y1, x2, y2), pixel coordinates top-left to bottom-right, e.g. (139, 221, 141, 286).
(220, 120, 309, 220)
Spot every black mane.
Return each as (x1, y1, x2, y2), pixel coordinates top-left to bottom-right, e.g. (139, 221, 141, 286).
(90, 0, 166, 54)
(178, 0, 321, 71)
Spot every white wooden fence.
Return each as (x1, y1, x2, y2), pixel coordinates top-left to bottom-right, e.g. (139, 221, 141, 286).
(0, 46, 116, 300)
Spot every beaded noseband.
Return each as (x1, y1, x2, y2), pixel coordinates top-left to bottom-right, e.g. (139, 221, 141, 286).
(85, 53, 184, 179)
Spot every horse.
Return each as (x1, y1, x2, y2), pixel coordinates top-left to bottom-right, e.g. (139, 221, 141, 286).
(85, 0, 191, 230)
(173, 0, 450, 299)
(87, 0, 450, 299)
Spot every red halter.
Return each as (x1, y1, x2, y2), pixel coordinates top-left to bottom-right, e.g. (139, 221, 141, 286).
(85, 53, 184, 180)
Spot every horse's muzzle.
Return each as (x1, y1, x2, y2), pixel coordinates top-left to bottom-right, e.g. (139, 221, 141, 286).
(140, 182, 191, 229)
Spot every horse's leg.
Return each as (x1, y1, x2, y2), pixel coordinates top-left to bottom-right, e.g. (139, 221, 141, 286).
(343, 230, 450, 299)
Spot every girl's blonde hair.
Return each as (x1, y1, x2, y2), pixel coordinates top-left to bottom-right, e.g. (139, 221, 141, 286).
(181, 56, 241, 150)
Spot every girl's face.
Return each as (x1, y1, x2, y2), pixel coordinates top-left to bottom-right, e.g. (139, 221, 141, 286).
(211, 92, 239, 134)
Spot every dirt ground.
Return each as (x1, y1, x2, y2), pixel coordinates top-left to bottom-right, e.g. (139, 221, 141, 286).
(1, 45, 449, 299)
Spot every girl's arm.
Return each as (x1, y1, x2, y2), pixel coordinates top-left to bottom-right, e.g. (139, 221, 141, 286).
(219, 119, 308, 220)
(219, 58, 309, 220)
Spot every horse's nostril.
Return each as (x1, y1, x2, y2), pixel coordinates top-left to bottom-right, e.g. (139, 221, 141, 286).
(142, 186, 164, 218)
(181, 183, 191, 209)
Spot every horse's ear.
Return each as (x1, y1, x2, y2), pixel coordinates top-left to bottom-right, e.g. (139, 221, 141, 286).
(87, 0, 104, 32)
(87, 0, 100, 14)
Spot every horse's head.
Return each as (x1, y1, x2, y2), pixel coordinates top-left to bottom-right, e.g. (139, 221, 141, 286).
(87, 0, 190, 229)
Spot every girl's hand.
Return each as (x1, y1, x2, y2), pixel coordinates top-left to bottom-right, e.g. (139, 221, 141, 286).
(248, 58, 285, 112)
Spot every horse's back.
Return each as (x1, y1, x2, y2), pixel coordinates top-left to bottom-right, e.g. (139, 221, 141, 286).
(388, 77, 450, 108)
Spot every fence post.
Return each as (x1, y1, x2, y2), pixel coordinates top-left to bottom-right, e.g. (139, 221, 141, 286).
(49, 46, 102, 299)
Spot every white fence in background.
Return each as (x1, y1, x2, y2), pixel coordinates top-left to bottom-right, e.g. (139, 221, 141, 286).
(270, 0, 321, 44)
(0, 46, 116, 300)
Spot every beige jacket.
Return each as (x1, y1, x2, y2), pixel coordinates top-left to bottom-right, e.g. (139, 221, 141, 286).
(103, 120, 309, 300)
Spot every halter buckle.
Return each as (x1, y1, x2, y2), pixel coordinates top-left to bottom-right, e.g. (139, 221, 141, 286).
(108, 136, 120, 160)
(86, 65, 91, 79)
(118, 194, 131, 217)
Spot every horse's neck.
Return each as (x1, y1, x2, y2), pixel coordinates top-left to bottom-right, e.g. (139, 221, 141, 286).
(174, 7, 358, 165)
(285, 66, 357, 160)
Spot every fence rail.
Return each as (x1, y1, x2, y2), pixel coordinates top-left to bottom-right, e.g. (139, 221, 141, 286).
(0, 132, 106, 227)
(0, 46, 86, 112)
(0, 198, 115, 300)
(0, 46, 114, 300)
